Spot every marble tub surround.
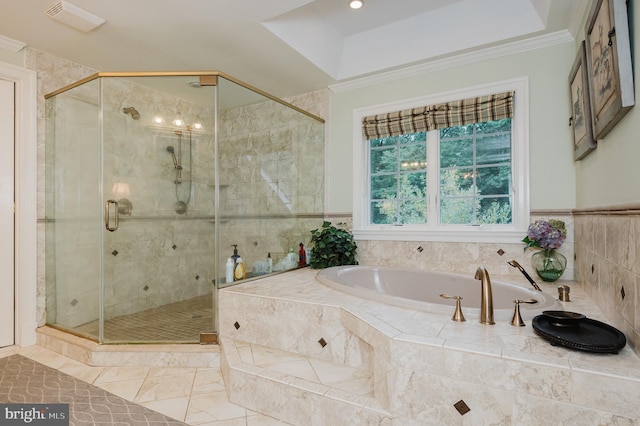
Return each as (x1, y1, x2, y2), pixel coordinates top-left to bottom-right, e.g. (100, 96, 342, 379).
(219, 268, 640, 425)
(220, 339, 390, 425)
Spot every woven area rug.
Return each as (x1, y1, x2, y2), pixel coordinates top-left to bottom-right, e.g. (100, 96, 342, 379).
(0, 354, 187, 425)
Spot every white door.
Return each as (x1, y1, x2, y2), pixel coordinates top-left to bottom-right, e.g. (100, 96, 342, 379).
(0, 78, 15, 347)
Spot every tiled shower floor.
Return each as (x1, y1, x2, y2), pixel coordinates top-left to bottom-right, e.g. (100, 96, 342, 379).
(72, 294, 214, 343)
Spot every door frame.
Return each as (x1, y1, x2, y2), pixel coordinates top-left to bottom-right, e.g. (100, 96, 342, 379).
(0, 60, 37, 347)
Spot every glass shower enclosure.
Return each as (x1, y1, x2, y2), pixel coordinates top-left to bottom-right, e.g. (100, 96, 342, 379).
(45, 72, 325, 344)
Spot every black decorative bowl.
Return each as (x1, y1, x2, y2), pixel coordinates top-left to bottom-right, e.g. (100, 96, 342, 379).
(532, 313, 626, 354)
(542, 310, 586, 327)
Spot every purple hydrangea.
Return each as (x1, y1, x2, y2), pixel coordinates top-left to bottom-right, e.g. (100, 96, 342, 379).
(523, 219, 566, 250)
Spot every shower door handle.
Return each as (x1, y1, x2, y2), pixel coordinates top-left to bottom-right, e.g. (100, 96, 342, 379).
(105, 199, 119, 232)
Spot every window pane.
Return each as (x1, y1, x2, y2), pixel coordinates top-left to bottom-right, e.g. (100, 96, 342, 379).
(440, 198, 474, 224)
(440, 168, 475, 196)
(399, 145, 427, 171)
(367, 115, 514, 228)
(371, 174, 397, 199)
(476, 133, 511, 165)
(371, 147, 396, 173)
(475, 118, 511, 134)
(370, 136, 397, 148)
(400, 172, 427, 198)
(478, 197, 512, 224)
(398, 132, 426, 144)
(371, 200, 396, 224)
(440, 124, 474, 140)
(399, 200, 427, 224)
(477, 166, 510, 195)
(440, 138, 473, 167)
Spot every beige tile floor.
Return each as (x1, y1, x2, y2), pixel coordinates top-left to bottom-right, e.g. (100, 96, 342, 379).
(0, 344, 290, 426)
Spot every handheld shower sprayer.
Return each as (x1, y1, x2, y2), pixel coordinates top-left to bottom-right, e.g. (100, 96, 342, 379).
(166, 146, 181, 170)
(122, 107, 140, 120)
(508, 260, 542, 291)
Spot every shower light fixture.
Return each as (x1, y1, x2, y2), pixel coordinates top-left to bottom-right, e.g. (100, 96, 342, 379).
(349, 0, 364, 9)
(151, 112, 202, 131)
(112, 183, 132, 215)
(172, 113, 185, 127)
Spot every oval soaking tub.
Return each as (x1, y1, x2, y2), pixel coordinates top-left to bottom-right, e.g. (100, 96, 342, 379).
(316, 265, 561, 316)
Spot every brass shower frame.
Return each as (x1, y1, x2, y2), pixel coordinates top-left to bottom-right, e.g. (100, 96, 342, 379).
(44, 70, 325, 123)
(45, 70, 324, 344)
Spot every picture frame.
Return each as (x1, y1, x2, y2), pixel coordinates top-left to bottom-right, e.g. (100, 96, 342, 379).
(584, 0, 634, 140)
(569, 41, 596, 160)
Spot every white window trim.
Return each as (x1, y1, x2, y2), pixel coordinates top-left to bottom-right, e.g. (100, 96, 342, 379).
(352, 77, 530, 243)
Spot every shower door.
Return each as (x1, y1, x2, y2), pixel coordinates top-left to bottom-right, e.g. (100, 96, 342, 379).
(45, 79, 103, 340)
(100, 75, 217, 344)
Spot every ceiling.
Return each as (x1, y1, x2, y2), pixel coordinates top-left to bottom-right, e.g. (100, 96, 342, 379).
(0, 0, 586, 98)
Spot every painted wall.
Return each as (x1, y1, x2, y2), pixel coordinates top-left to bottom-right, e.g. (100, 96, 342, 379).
(571, 2, 640, 355)
(328, 40, 577, 213)
(574, 1, 639, 208)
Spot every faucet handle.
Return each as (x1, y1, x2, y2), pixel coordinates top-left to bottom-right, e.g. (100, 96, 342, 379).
(510, 299, 538, 327)
(440, 294, 466, 322)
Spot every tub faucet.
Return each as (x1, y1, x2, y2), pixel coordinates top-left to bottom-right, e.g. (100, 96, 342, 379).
(474, 266, 495, 325)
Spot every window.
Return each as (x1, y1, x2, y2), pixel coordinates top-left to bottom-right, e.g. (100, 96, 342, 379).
(353, 78, 529, 242)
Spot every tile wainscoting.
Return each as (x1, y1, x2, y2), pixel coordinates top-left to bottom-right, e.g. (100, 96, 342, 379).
(328, 212, 574, 286)
(574, 204, 640, 355)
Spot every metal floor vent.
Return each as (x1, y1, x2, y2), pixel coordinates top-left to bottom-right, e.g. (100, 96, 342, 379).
(45, 1, 106, 32)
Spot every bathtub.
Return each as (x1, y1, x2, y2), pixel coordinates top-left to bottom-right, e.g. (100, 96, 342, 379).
(316, 265, 561, 317)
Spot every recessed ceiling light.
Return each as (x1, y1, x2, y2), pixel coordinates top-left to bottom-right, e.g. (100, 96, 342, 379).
(349, 0, 364, 10)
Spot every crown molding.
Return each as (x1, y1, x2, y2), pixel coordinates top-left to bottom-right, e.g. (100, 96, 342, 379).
(0, 35, 26, 53)
(330, 30, 574, 93)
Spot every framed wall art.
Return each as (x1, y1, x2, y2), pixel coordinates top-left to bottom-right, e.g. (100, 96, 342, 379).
(584, 0, 634, 140)
(569, 41, 596, 160)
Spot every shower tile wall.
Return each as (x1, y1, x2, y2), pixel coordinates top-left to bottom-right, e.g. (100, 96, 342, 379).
(574, 210, 640, 355)
(217, 92, 326, 271)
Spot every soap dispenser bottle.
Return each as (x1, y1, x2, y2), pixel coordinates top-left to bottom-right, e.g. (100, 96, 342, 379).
(234, 257, 246, 281)
(298, 243, 306, 266)
(231, 245, 240, 266)
(225, 258, 234, 284)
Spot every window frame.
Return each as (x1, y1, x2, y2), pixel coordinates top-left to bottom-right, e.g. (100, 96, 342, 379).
(352, 77, 530, 243)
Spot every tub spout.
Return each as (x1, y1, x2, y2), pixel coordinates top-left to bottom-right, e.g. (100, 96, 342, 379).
(508, 260, 542, 291)
(474, 266, 495, 325)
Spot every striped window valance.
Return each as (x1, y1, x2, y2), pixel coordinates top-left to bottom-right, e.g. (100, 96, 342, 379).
(362, 91, 515, 140)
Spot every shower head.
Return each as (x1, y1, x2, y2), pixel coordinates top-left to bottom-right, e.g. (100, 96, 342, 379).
(166, 146, 174, 153)
(122, 107, 140, 120)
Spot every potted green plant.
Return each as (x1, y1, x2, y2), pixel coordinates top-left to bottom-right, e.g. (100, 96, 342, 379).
(309, 221, 358, 269)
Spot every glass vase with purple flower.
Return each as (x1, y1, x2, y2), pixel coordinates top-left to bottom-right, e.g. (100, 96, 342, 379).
(523, 219, 567, 282)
